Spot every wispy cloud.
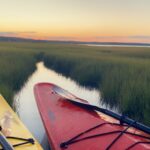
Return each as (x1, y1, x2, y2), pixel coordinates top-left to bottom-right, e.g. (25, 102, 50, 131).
(95, 35, 150, 40)
(95, 36, 124, 39)
(18, 31, 37, 34)
(0, 31, 37, 37)
(0, 32, 18, 36)
(47, 36, 78, 41)
(128, 35, 150, 39)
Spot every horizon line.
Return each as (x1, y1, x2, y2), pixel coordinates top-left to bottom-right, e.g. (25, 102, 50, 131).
(0, 35, 150, 45)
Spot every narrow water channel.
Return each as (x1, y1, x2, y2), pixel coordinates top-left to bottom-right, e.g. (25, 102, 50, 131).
(13, 62, 101, 149)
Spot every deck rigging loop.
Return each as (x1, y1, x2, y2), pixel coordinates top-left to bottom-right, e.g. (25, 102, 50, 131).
(125, 141, 150, 150)
(60, 122, 150, 149)
(0, 137, 35, 150)
(106, 121, 136, 150)
(0, 127, 35, 150)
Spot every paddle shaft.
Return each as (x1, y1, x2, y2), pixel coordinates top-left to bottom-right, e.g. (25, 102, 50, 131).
(0, 133, 14, 150)
(70, 100, 150, 134)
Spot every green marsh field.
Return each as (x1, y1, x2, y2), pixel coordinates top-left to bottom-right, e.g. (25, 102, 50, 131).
(0, 41, 150, 125)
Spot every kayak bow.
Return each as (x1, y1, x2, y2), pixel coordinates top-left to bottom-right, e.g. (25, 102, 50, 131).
(34, 83, 150, 150)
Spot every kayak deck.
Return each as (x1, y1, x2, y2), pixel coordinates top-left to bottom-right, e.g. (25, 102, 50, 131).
(34, 83, 150, 150)
(0, 95, 42, 150)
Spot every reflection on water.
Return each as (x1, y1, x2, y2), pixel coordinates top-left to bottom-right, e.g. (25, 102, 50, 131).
(13, 62, 100, 149)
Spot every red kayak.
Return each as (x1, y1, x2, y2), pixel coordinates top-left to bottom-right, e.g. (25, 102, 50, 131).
(34, 83, 150, 150)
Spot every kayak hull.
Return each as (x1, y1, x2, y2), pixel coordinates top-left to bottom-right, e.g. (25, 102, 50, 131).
(34, 83, 150, 150)
(0, 95, 42, 150)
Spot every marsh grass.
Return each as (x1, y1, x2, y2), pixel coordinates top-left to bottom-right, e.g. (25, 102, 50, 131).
(0, 42, 150, 125)
(0, 43, 36, 104)
(43, 45, 150, 125)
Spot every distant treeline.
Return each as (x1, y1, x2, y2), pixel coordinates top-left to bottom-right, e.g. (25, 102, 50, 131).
(1, 36, 150, 46)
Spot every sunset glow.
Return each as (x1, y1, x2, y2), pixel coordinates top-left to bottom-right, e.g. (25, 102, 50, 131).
(0, 0, 150, 43)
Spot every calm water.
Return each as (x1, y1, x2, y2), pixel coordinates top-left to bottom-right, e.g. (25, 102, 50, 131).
(86, 44, 150, 48)
(13, 62, 101, 149)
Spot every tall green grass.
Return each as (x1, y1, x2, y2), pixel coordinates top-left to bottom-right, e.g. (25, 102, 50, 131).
(43, 45, 150, 125)
(0, 42, 36, 104)
(0, 42, 150, 125)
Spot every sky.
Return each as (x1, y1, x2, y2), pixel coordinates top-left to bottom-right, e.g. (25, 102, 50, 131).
(0, 0, 150, 43)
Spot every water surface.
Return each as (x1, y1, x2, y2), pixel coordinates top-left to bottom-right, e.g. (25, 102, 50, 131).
(86, 44, 150, 48)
